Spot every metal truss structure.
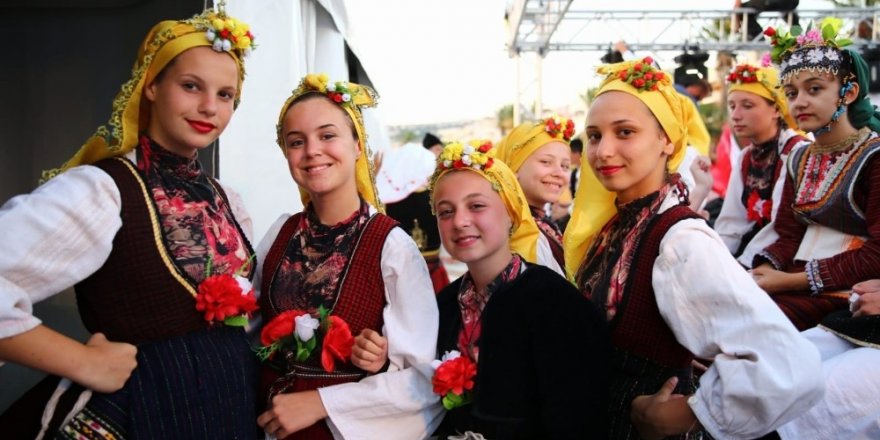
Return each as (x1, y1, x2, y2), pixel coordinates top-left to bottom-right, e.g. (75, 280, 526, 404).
(505, 0, 880, 122)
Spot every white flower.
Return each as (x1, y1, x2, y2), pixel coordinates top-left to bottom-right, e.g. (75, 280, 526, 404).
(780, 60, 789, 71)
(462, 154, 472, 166)
(431, 350, 462, 369)
(233, 276, 253, 296)
(473, 164, 482, 170)
(443, 160, 452, 168)
(789, 53, 803, 66)
(342, 93, 351, 102)
(327, 82, 337, 92)
(807, 48, 824, 64)
(463, 144, 475, 155)
(222, 39, 232, 52)
(212, 40, 224, 52)
(206, 30, 216, 41)
(826, 49, 840, 61)
(244, 47, 253, 58)
(294, 314, 320, 341)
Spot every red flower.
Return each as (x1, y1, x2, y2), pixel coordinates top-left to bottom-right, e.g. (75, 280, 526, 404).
(644, 72, 653, 81)
(633, 63, 643, 72)
(478, 142, 492, 153)
(321, 316, 354, 372)
(764, 27, 776, 37)
(331, 93, 343, 103)
(653, 71, 664, 81)
(195, 274, 258, 322)
(453, 159, 464, 168)
(651, 83, 659, 91)
(220, 29, 231, 39)
(260, 310, 307, 346)
(618, 70, 628, 80)
(485, 158, 494, 169)
(643, 56, 654, 65)
(432, 356, 476, 396)
(746, 191, 772, 223)
(633, 78, 645, 88)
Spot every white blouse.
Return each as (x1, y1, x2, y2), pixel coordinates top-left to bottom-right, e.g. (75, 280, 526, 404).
(256, 212, 443, 440)
(651, 193, 824, 439)
(714, 128, 810, 267)
(0, 156, 253, 341)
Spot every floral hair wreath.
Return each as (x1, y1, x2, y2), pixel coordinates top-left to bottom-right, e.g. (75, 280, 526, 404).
(298, 73, 365, 109)
(766, 17, 852, 80)
(726, 64, 760, 84)
(190, 2, 257, 56)
(438, 140, 496, 172)
(611, 56, 666, 92)
(544, 116, 575, 141)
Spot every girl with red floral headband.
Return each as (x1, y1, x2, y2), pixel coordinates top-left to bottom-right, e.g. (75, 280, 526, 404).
(565, 57, 823, 439)
(715, 63, 810, 267)
(0, 5, 259, 439)
(255, 73, 441, 440)
(495, 117, 576, 276)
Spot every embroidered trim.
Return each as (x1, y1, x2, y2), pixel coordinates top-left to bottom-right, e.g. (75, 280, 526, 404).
(805, 259, 824, 296)
(116, 157, 197, 297)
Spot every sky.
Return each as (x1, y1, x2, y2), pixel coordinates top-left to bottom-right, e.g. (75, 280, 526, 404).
(344, 0, 835, 126)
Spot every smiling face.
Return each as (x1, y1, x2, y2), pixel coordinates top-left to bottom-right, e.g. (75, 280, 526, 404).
(433, 171, 513, 273)
(728, 90, 781, 144)
(143, 46, 239, 157)
(516, 141, 572, 206)
(281, 95, 360, 202)
(782, 70, 858, 133)
(585, 91, 674, 203)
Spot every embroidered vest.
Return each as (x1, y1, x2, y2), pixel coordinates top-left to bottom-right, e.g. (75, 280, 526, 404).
(260, 212, 397, 379)
(788, 134, 880, 237)
(739, 132, 806, 191)
(606, 205, 703, 439)
(75, 157, 254, 345)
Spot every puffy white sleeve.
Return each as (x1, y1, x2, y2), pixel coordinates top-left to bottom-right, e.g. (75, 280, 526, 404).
(713, 148, 750, 256)
(319, 227, 443, 440)
(0, 166, 122, 339)
(536, 233, 565, 277)
(652, 219, 823, 440)
(217, 181, 254, 243)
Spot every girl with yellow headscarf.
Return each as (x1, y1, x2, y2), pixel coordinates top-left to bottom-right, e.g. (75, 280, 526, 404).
(428, 140, 607, 438)
(0, 5, 260, 438)
(564, 57, 823, 439)
(256, 73, 442, 439)
(496, 116, 574, 276)
(715, 63, 810, 268)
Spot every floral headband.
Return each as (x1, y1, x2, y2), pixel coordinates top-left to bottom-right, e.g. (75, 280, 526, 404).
(766, 17, 852, 81)
(610, 56, 666, 92)
(726, 64, 760, 84)
(202, 12, 256, 55)
(438, 140, 496, 172)
(544, 116, 575, 141)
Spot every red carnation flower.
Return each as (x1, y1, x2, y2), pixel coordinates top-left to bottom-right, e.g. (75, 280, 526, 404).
(478, 142, 492, 153)
(764, 27, 776, 37)
(453, 159, 464, 168)
(651, 83, 659, 91)
(644, 72, 654, 81)
(195, 274, 258, 322)
(643, 56, 654, 65)
(220, 29, 231, 39)
(485, 158, 494, 169)
(634, 63, 643, 72)
(260, 310, 307, 346)
(432, 356, 477, 396)
(321, 316, 354, 373)
(633, 78, 645, 88)
(653, 71, 664, 81)
(618, 70, 628, 80)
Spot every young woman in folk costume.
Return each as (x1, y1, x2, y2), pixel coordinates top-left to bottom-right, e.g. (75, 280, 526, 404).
(255, 74, 442, 440)
(715, 63, 811, 267)
(753, 18, 880, 330)
(0, 6, 260, 438)
(563, 57, 823, 439)
(495, 116, 575, 276)
(353, 140, 609, 438)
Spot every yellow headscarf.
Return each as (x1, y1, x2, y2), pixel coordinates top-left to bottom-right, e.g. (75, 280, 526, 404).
(275, 73, 382, 212)
(42, 6, 255, 182)
(495, 115, 575, 173)
(726, 64, 798, 130)
(429, 140, 540, 263)
(563, 57, 693, 278)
